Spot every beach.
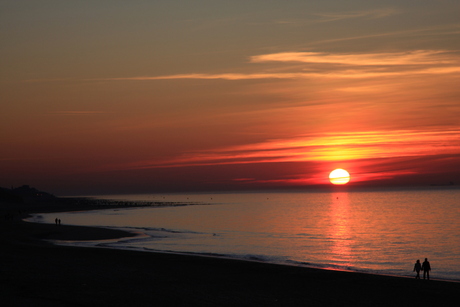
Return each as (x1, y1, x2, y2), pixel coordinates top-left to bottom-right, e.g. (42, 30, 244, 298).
(2, 199, 459, 306)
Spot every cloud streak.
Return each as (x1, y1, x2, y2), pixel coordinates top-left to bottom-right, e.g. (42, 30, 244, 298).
(276, 8, 400, 25)
(103, 50, 460, 81)
(312, 8, 401, 23)
(306, 23, 460, 46)
(104, 129, 460, 171)
(250, 50, 452, 66)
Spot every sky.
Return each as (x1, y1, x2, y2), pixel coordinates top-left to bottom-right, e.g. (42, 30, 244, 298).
(1, 1, 460, 195)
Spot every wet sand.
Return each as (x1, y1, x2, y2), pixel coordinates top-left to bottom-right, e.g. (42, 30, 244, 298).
(1, 199, 458, 306)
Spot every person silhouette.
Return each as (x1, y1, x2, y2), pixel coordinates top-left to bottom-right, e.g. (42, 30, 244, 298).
(413, 259, 422, 279)
(421, 258, 431, 280)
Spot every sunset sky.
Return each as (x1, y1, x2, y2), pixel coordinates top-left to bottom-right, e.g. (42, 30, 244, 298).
(1, 1, 460, 195)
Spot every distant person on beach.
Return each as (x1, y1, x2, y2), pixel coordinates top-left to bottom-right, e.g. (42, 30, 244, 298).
(55, 218, 58, 225)
(58, 219, 61, 226)
(422, 258, 431, 280)
(413, 259, 422, 279)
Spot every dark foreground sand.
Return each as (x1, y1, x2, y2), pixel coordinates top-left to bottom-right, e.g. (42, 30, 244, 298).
(1, 200, 459, 306)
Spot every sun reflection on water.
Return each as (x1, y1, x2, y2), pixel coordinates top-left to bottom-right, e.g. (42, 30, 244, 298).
(328, 192, 354, 267)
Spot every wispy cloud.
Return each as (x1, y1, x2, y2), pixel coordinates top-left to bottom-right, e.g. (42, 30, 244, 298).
(250, 50, 452, 66)
(105, 67, 460, 81)
(103, 49, 460, 81)
(105, 73, 306, 81)
(313, 8, 401, 23)
(275, 8, 400, 26)
(304, 23, 460, 48)
(104, 129, 460, 171)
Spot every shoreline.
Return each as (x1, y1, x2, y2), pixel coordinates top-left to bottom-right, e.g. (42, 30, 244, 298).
(2, 198, 459, 306)
(8, 197, 460, 282)
(28, 197, 460, 283)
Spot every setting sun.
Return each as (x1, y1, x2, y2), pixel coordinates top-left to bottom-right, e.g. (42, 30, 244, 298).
(329, 169, 350, 185)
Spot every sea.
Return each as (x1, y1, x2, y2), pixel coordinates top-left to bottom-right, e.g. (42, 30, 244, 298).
(30, 187, 460, 281)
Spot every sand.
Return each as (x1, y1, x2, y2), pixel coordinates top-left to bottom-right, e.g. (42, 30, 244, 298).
(1, 199, 458, 306)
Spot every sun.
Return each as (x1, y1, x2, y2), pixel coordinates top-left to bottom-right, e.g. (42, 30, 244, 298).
(329, 168, 350, 185)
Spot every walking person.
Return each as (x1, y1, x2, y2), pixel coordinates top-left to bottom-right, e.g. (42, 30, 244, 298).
(413, 259, 422, 279)
(422, 258, 431, 280)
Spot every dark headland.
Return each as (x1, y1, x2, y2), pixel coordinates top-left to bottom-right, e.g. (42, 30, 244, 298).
(1, 186, 459, 306)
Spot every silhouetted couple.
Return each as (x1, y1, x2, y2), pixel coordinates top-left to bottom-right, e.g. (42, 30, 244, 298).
(55, 218, 61, 226)
(414, 258, 431, 280)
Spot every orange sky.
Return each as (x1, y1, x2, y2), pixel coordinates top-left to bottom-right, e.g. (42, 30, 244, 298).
(1, 1, 460, 195)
